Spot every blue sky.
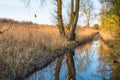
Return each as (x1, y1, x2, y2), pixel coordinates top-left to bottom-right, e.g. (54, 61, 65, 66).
(0, 0, 101, 26)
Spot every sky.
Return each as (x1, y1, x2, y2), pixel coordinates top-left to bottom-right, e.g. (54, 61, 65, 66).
(0, 0, 101, 26)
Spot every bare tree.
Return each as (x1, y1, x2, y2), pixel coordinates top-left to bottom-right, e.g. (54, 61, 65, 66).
(23, 0, 80, 41)
(64, 0, 80, 40)
(82, 0, 94, 27)
(49, 0, 80, 41)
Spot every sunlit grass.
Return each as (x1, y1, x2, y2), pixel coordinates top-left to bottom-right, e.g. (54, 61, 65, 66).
(0, 19, 67, 79)
(99, 28, 120, 79)
(76, 27, 98, 42)
(0, 18, 98, 79)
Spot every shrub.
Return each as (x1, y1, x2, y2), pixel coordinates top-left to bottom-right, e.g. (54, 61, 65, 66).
(92, 24, 99, 30)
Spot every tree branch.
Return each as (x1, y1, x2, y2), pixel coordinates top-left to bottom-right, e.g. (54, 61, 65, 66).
(56, 0, 66, 37)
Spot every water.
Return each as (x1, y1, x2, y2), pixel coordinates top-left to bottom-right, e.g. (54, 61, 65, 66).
(28, 40, 112, 80)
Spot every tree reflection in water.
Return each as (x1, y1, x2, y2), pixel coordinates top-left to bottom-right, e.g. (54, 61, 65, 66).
(55, 51, 75, 80)
(28, 40, 112, 80)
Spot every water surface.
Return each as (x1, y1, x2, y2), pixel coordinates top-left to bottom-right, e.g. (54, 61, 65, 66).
(28, 40, 112, 80)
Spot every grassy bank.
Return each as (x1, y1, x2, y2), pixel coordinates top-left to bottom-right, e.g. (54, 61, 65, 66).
(0, 19, 98, 80)
(99, 29, 120, 79)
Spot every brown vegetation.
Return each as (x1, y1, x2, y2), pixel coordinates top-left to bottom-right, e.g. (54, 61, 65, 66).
(0, 18, 98, 80)
(76, 27, 98, 41)
(99, 28, 120, 79)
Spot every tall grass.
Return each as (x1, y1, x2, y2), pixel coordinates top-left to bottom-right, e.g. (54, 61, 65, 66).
(0, 19, 67, 79)
(76, 27, 98, 42)
(0, 18, 98, 79)
(99, 27, 120, 79)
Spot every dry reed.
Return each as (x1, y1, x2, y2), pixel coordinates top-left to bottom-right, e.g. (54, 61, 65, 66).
(0, 18, 97, 80)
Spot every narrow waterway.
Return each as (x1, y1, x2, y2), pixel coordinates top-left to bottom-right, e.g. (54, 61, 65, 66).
(28, 40, 112, 80)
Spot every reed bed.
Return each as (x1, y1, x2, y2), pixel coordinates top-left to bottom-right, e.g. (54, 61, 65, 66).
(0, 19, 97, 80)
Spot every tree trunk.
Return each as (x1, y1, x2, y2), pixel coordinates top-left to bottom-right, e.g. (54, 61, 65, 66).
(66, 51, 75, 80)
(86, 16, 90, 27)
(68, 0, 80, 41)
(56, 0, 80, 41)
(56, 0, 66, 37)
(68, 0, 74, 30)
(55, 56, 64, 80)
(66, 0, 74, 39)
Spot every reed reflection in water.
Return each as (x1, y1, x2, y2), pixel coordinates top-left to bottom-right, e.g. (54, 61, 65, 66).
(28, 40, 112, 80)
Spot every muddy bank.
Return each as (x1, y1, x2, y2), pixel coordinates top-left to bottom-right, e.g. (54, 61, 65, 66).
(14, 32, 99, 80)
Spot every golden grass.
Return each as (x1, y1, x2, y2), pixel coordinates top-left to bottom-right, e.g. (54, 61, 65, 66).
(99, 29, 116, 48)
(99, 29, 114, 41)
(0, 18, 98, 79)
(0, 19, 67, 79)
(75, 27, 98, 42)
(99, 28, 120, 79)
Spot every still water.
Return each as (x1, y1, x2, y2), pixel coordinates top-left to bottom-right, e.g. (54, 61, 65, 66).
(28, 40, 112, 80)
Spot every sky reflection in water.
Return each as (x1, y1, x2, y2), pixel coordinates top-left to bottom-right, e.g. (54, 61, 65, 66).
(28, 40, 112, 80)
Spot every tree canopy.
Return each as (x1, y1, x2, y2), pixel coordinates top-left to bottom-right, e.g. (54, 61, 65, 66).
(99, 0, 120, 38)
